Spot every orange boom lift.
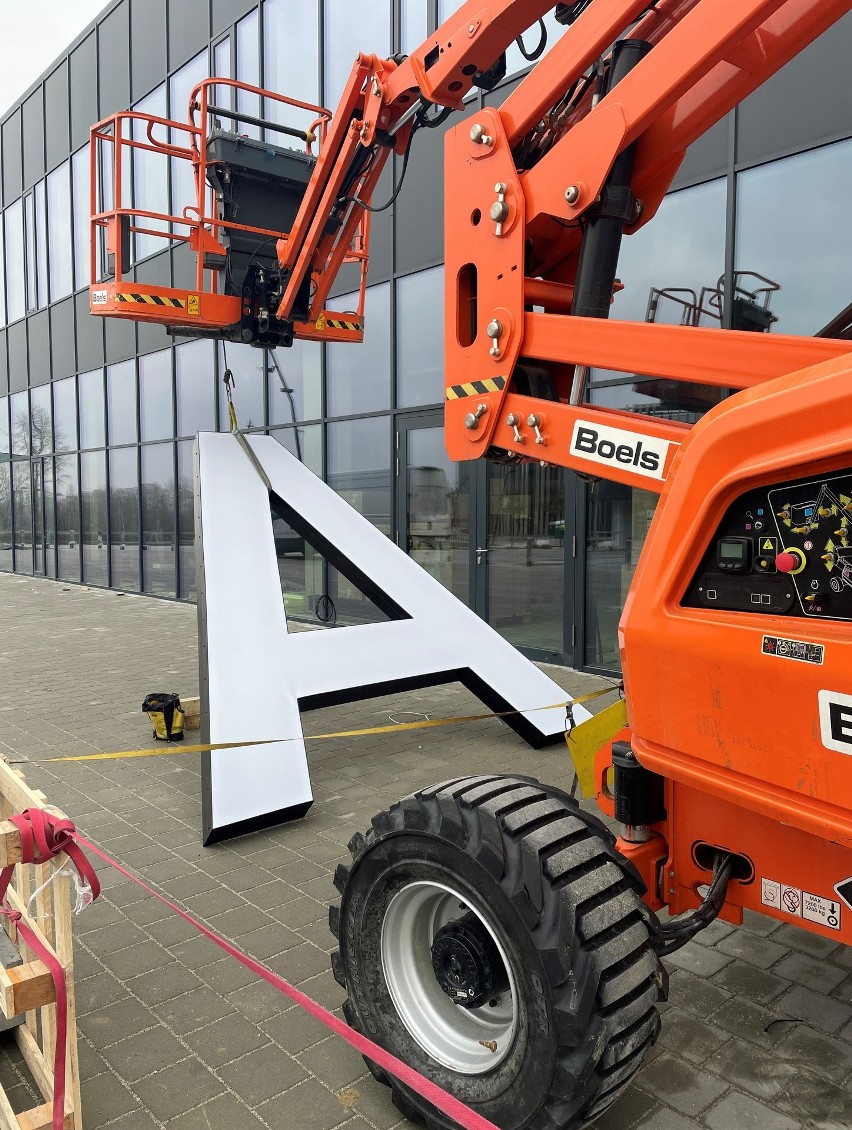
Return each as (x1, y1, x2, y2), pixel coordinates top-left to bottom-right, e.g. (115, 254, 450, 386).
(90, 2, 852, 1126)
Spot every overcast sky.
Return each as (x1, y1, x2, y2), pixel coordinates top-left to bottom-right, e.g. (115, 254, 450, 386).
(0, 0, 110, 117)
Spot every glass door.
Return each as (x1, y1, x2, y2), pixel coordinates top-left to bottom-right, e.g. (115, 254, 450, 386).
(32, 459, 55, 579)
(484, 461, 567, 661)
(396, 412, 476, 608)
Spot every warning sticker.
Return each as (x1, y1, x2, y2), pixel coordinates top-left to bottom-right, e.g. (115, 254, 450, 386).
(761, 878, 781, 910)
(781, 884, 802, 916)
(762, 636, 824, 664)
(187, 294, 200, 316)
(760, 536, 778, 552)
(834, 876, 852, 911)
(802, 891, 841, 931)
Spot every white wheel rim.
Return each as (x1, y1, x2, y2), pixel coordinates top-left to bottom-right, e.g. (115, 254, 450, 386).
(380, 880, 518, 1074)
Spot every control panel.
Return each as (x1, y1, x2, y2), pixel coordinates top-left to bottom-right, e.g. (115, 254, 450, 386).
(683, 469, 852, 622)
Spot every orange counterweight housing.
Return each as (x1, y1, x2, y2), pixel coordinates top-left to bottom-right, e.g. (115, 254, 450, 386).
(610, 355, 852, 942)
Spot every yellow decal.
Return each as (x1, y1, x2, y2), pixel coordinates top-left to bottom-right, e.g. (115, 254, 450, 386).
(315, 312, 327, 331)
(187, 294, 200, 316)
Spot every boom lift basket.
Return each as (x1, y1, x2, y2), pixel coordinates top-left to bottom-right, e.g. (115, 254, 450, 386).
(88, 78, 369, 348)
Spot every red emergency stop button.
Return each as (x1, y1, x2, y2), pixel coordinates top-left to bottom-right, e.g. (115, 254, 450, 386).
(776, 548, 806, 574)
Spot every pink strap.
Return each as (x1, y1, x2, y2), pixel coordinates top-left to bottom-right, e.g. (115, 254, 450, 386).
(75, 834, 502, 1130)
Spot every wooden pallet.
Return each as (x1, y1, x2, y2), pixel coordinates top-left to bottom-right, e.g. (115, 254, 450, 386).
(0, 760, 82, 1130)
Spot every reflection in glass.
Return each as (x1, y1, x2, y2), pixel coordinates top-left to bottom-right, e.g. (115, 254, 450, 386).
(585, 482, 658, 670)
(327, 284, 390, 417)
(176, 339, 216, 437)
(397, 267, 444, 407)
(486, 462, 563, 653)
(217, 343, 265, 431)
(4, 200, 25, 323)
(0, 398, 7, 453)
(33, 459, 56, 579)
(401, 0, 428, 54)
(170, 51, 208, 235)
(140, 349, 173, 442)
(79, 368, 105, 449)
(109, 448, 140, 591)
(236, 10, 260, 139)
(53, 377, 78, 452)
(10, 391, 29, 457)
(35, 182, 48, 306)
(11, 462, 32, 575)
(133, 85, 169, 261)
(177, 440, 196, 600)
(72, 145, 91, 290)
(324, 0, 389, 108)
(268, 341, 321, 424)
(80, 450, 108, 586)
(589, 378, 723, 424)
(47, 161, 74, 302)
(107, 360, 137, 446)
(30, 385, 52, 455)
(142, 442, 175, 597)
(264, 0, 319, 131)
(55, 454, 80, 582)
(25, 193, 36, 313)
(406, 426, 469, 604)
(327, 415, 391, 624)
(269, 424, 322, 625)
(737, 141, 852, 336)
(0, 464, 11, 571)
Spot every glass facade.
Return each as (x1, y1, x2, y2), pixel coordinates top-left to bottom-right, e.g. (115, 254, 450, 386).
(0, 1, 850, 673)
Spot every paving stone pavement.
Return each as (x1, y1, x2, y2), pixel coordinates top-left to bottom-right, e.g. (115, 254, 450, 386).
(0, 573, 851, 1130)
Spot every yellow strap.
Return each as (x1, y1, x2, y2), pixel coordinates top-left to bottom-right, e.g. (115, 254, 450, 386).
(565, 699, 629, 799)
(17, 686, 620, 766)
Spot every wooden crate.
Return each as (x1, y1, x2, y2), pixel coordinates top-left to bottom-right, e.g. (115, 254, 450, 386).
(0, 759, 82, 1130)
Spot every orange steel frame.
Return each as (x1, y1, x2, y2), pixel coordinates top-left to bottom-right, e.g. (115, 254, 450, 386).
(88, 0, 852, 940)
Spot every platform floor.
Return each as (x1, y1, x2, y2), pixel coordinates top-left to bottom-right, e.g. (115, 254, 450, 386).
(0, 573, 850, 1130)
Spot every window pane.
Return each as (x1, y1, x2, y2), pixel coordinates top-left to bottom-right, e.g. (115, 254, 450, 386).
(133, 86, 169, 261)
(736, 141, 852, 336)
(0, 463, 11, 571)
(328, 415, 390, 534)
(396, 267, 443, 407)
(176, 338, 216, 436)
(401, 0, 428, 54)
(0, 398, 8, 454)
(585, 483, 658, 670)
(56, 454, 80, 582)
(53, 376, 78, 452)
(268, 340, 321, 423)
(35, 182, 48, 306)
(25, 193, 36, 313)
(217, 344, 265, 430)
(81, 450, 107, 585)
(12, 462, 32, 574)
(10, 391, 29, 457)
(236, 10, 260, 138)
(78, 368, 105, 449)
(139, 349, 173, 442)
(4, 201, 25, 323)
(170, 51, 208, 236)
(109, 446, 140, 591)
(107, 359, 137, 445)
(142, 441, 175, 597)
(324, 0, 389, 108)
(406, 425, 469, 604)
(177, 439, 196, 599)
(263, 0, 319, 131)
(438, 0, 465, 22)
(47, 161, 74, 301)
(269, 424, 322, 474)
(30, 385, 52, 456)
(327, 283, 390, 416)
(72, 145, 91, 290)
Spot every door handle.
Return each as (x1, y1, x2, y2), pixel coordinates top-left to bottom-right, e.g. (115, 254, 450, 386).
(476, 546, 488, 565)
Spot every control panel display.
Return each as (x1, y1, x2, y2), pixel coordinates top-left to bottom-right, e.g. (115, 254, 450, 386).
(683, 468, 852, 622)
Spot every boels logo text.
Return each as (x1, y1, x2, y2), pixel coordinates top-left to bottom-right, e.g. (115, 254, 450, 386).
(569, 420, 676, 481)
(819, 690, 852, 756)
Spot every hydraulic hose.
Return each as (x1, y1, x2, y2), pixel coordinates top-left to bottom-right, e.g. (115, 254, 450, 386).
(654, 851, 734, 956)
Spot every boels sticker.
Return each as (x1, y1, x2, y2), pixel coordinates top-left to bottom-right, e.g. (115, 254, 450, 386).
(819, 690, 852, 755)
(569, 420, 676, 481)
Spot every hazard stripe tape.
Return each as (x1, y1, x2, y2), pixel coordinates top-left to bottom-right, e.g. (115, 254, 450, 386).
(11, 686, 619, 766)
(116, 293, 186, 308)
(324, 318, 363, 332)
(446, 376, 506, 400)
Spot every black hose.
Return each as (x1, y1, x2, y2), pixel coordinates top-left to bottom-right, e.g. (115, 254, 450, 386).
(515, 19, 548, 62)
(655, 852, 734, 956)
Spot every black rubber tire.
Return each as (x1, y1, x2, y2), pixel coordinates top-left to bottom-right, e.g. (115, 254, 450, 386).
(329, 774, 666, 1130)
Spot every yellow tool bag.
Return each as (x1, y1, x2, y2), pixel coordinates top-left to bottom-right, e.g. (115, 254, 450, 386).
(142, 692, 186, 743)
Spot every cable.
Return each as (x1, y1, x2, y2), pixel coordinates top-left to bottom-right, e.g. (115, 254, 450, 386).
(515, 19, 548, 62)
(654, 852, 734, 956)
